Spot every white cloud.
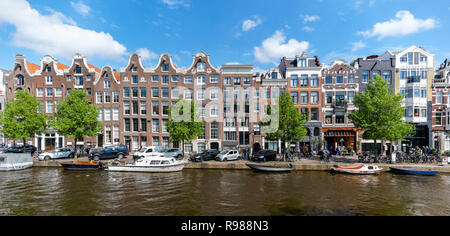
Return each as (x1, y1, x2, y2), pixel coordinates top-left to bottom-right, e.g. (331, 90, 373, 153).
(242, 16, 262, 32)
(302, 15, 320, 24)
(254, 30, 310, 64)
(303, 26, 315, 32)
(44, 7, 77, 26)
(70, 1, 91, 16)
(161, 0, 190, 9)
(351, 41, 366, 52)
(358, 11, 438, 39)
(0, 0, 127, 60)
(136, 48, 158, 61)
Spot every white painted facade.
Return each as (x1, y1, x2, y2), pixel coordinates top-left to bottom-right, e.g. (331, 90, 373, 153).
(394, 46, 434, 124)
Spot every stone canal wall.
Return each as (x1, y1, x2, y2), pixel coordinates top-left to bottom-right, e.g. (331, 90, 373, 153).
(32, 158, 450, 173)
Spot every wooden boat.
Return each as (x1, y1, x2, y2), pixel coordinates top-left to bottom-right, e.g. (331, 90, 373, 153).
(246, 163, 294, 173)
(389, 167, 439, 176)
(330, 164, 382, 175)
(60, 160, 103, 170)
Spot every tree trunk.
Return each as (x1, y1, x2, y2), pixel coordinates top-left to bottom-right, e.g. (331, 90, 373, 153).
(23, 138, 26, 154)
(373, 139, 377, 163)
(181, 140, 184, 156)
(74, 138, 78, 160)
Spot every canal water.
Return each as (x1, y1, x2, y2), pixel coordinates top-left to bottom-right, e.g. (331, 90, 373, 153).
(0, 168, 449, 216)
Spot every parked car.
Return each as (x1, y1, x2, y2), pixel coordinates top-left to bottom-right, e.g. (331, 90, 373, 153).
(38, 148, 75, 161)
(252, 150, 278, 162)
(191, 149, 220, 162)
(133, 146, 165, 160)
(216, 150, 241, 162)
(89, 145, 129, 161)
(3, 145, 37, 155)
(164, 148, 184, 159)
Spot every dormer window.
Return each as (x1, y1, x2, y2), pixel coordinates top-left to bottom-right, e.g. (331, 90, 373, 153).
(132, 67, 138, 72)
(197, 62, 206, 72)
(46, 66, 51, 73)
(298, 58, 307, 67)
(75, 66, 82, 74)
(162, 64, 169, 72)
(17, 75, 24, 86)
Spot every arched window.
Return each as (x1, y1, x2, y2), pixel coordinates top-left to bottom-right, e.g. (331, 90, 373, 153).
(17, 75, 24, 86)
(197, 62, 206, 72)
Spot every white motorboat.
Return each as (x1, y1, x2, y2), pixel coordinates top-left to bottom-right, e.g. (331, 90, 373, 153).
(106, 156, 188, 173)
(330, 164, 383, 175)
(0, 153, 33, 171)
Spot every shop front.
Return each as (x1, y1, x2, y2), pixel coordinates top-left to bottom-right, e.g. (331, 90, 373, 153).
(323, 128, 357, 151)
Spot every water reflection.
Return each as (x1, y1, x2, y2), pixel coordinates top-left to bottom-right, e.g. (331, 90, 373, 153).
(0, 169, 449, 216)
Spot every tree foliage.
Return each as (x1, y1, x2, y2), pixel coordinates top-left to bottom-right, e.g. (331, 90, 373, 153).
(167, 100, 205, 151)
(350, 75, 414, 155)
(261, 92, 308, 151)
(0, 90, 48, 144)
(51, 89, 103, 158)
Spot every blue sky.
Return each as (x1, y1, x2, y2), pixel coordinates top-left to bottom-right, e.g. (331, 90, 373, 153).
(0, 0, 449, 72)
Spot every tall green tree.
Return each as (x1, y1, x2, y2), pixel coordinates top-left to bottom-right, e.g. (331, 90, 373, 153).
(0, 90, 48, 148)
(350, 75, 414, 159)
(260, 91, 308, 159)
(51, 89, 103, 159)
(167, 100, 204, 153)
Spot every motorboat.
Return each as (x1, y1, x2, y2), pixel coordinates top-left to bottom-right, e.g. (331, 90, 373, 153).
(389, 167, 439, 176)
(60, 160, 104, 170)
(246, 163, 294, 173)
(106, 156, 188, 173)
(330, 164, 383, 175)
(0, 153, 33, 171)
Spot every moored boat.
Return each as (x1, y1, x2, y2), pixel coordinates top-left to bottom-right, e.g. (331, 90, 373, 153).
(389, 167, 439, 176)
(106, 156, 188, 173)
(330, 164, 383, 175)
(60, 160, 104, 170)
(0, 153, 33, 171)
(246, 163, 294, 173)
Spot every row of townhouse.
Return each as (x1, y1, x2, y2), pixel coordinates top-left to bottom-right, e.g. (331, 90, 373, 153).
(2, 45, 445, 154)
